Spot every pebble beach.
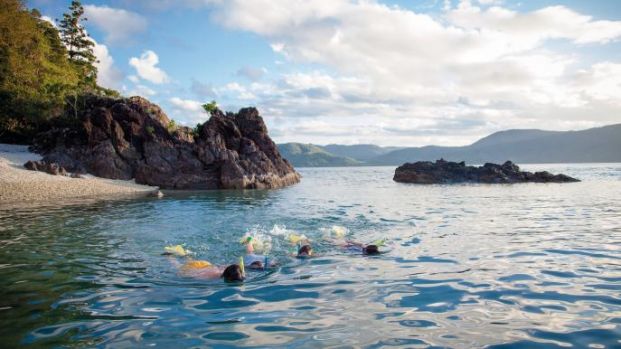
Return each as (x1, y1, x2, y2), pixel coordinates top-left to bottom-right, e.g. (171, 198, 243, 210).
(0, 144, 158, 203)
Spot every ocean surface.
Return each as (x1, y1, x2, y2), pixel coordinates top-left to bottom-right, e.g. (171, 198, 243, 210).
(1, 164, 620, 348)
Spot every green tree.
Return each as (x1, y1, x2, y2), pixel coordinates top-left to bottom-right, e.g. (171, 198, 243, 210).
(202, 100, 218, 115)
(58, 0, 97, 87)
(0, 0, 79, 143)
(0, 1, 118, 143)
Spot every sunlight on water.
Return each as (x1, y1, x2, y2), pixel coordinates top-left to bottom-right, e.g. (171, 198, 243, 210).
(1, 164, 620, 348)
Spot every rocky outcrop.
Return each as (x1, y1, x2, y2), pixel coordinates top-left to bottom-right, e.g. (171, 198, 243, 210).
(393, 159, 579, 184)
(30, 95, 300, 189)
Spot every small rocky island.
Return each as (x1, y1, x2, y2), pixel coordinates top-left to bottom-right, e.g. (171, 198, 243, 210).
(393, 159, 579, 184)
(27, 95, 300, 190)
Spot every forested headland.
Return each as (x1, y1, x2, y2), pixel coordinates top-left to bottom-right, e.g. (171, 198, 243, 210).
(0, 0, 118, 144)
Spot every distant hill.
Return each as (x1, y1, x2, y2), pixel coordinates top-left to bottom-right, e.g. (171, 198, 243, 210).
(278, 143, 362, 167)
(371, 124, 621, 165)
(278, 124, 621, 167)
(322, 144, 402, 162)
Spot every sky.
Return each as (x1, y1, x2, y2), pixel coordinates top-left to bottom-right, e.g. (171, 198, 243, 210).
(28, 0, 621, 147)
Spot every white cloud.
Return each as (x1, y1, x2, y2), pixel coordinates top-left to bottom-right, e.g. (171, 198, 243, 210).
(477, 0, 502, 5)
(129, 50, 169, 84)
(570, 62, 621, 105)
(125, 1, 621, 145)
(170, 97, 203, 112)
(201, 0, 621, 145)
(127, 84, 156, 97)
(40, 15, 55, 26)
(129, 0, 222, 10)
(168, 97, 208, 125)
(93, 41, 124, 89)
(84, 5, 147, 45)
(218, 82, 257, 100)
(447, 3, 621, 46)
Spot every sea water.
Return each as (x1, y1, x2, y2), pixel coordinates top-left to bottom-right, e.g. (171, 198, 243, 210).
(0, 164, 620, 348)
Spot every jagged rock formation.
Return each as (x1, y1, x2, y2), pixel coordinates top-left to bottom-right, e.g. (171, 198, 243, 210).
(30, 95, 300, 189)
(393, 159, 579, 184)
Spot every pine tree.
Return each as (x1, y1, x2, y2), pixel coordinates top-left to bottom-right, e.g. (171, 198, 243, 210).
(58, 0, 97, 86)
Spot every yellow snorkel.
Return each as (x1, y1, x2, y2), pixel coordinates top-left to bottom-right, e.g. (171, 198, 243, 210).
(239, 256, 245, 277)
(371, 238, 387, 247)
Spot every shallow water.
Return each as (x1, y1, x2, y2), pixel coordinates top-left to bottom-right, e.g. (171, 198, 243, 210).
(1, 164, 620, 348)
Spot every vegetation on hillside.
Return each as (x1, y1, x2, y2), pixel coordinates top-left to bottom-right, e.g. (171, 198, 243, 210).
(278, 143, 362, 167)
(0, 0, 118, 144)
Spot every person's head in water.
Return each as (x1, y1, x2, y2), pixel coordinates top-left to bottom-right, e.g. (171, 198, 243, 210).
(249, 260, 264, 270)
(363, 244, 380, 255)
(221, 264, 244, 282)
(298, 244, 312, 257)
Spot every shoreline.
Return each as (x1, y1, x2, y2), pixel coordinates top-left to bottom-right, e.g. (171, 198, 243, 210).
(0, 144, 159, 204)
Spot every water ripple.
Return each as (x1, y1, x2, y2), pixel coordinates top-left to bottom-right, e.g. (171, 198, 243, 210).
(0, 164, 620, 348)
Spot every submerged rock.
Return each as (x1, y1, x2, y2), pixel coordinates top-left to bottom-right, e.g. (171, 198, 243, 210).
(30, 95, 300, 190)
(393, 159, 580, 184)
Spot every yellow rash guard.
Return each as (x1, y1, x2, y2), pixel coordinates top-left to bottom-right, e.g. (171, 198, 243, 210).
(182, 260, 212, 270)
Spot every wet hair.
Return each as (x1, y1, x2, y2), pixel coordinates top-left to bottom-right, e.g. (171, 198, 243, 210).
(298, 244, 312, 256)
(221, 264, 244, 282)
(363, 245, 380, 255)
(249, 260, 264, 269)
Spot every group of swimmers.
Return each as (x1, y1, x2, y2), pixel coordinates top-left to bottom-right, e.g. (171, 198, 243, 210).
(163, 233, 383, 283)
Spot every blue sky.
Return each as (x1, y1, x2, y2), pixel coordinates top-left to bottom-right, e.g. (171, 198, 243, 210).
(29, 0, 621, 146)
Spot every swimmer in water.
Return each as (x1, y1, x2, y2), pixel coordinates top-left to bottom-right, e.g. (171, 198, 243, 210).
(322, 233, 382, 256)
(333, 240, 381, 255)
(244, 240, 277, 270)
(167, 255, 244, 282)
(187, 263, 244, 282)
(297, 244, 313, 257)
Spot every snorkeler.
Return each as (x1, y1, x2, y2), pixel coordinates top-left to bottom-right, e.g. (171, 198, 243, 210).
(164, 246, 244, 282)
(243, 239, 277, 270)
(297, 244, 313, 257)
(340, 241, 381, 255)
(181, 261, 244, 282)
(283, 232, 314, 258)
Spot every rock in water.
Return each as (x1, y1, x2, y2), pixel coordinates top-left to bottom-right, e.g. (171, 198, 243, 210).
(30, 95, 300, 190)
(393, 159, 580, 184)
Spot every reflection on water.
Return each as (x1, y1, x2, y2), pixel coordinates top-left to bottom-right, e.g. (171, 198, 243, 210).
(1, 164, 620, 348)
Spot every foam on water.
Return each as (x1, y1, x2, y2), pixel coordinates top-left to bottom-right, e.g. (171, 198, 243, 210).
(0, 164, 620, 348)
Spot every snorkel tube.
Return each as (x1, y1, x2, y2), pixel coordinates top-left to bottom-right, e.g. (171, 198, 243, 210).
(239, 256, 245, 277)
(371, 238, 387, 247)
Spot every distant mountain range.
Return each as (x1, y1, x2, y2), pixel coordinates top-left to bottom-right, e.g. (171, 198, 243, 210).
(277, 143, 363, 167)
(278, 123, 621, 167)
